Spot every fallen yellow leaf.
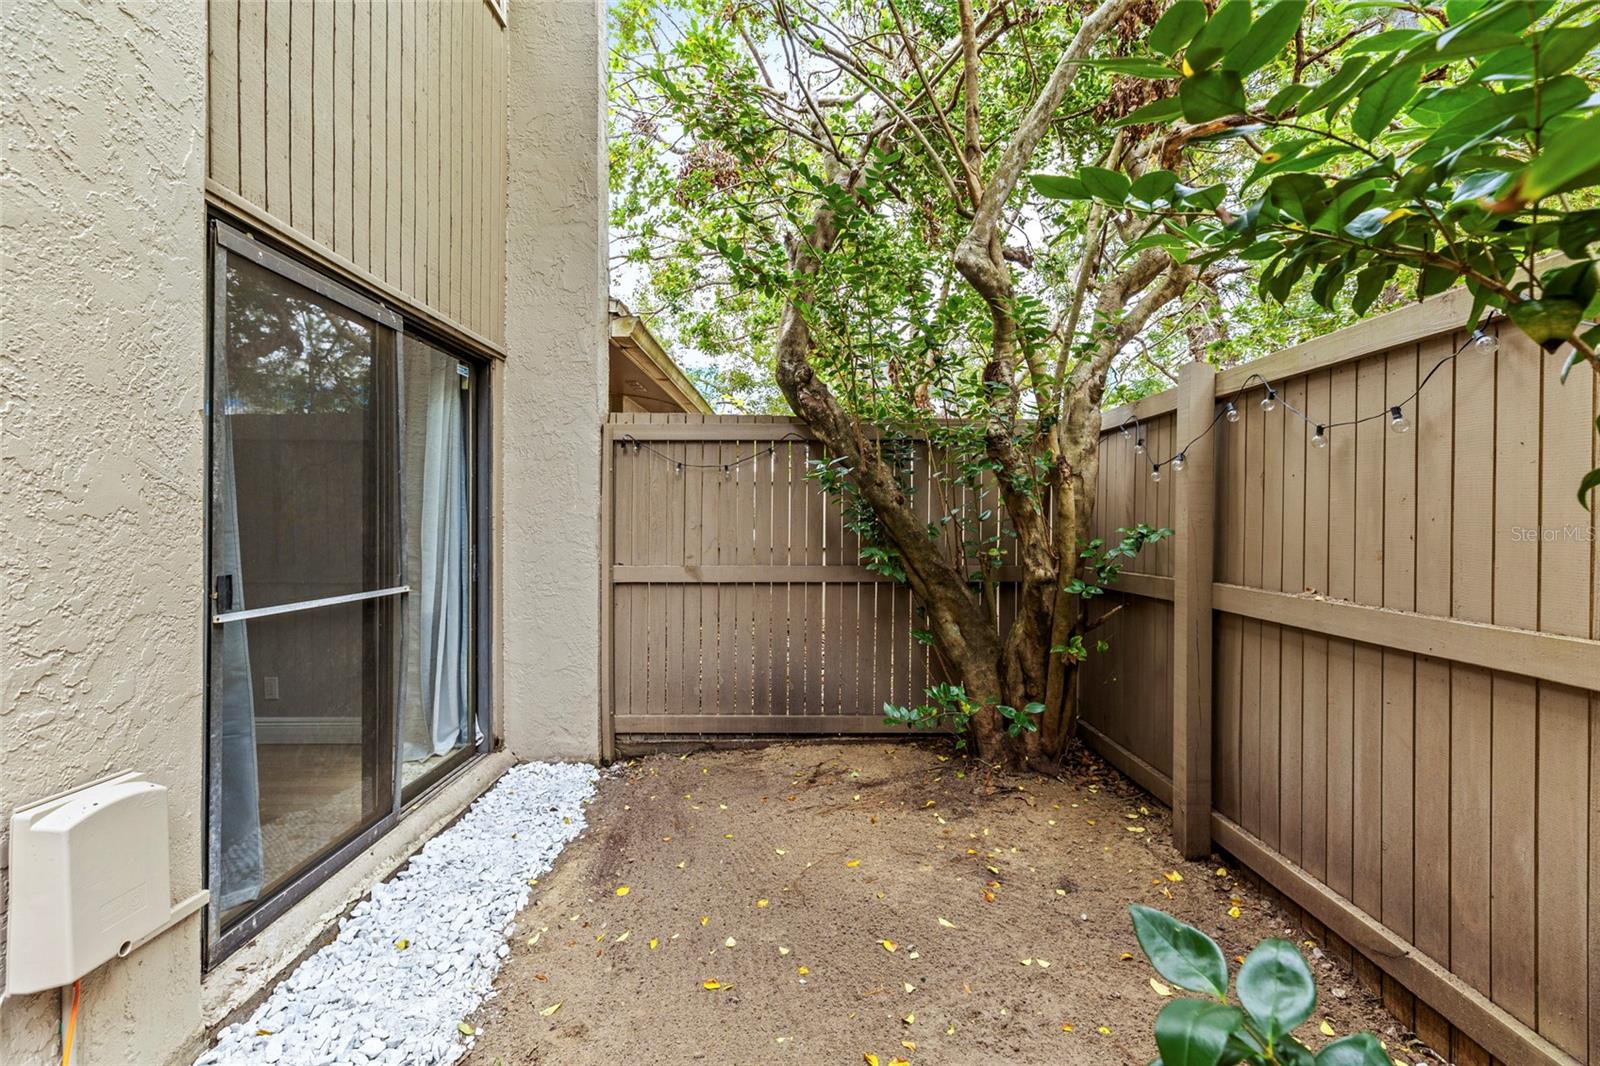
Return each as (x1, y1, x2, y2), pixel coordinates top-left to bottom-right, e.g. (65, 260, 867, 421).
(703, 979, 722, 990)
(889, 1059, 910, 1066)
(902, 1012, 915, 1025)
(937, 917, 956, 928)
(756, 898, 769, 908)
(903, 982, 915, 993)
(846, 859, 862, 868)
(901, 1040, 916, 1052)
(863, 1055, 879, 1066)
(1061, 1023, 1074, 1033)
(457, 1023, 476, 1036)
(798, 965, 811, 975)
(539, 1003, 561, 1017)
(881, 939, 898, 952)
(1320, 1020, 1336, 1037)
(614, 886, 630, 897)
(1150, 978, 1172, 997)
(724, 936, 737, 947)
(1098, 1026, 1112, 1035)
(778, 945, 791, 956)
(700, 915, 710, 926)
(1227, 905, 1242, 919)
(1164, 871, 1184, 883)
(648, 938, 658, 950)
(1119, 952, 1134, 961)
(394, 939, 410, 951)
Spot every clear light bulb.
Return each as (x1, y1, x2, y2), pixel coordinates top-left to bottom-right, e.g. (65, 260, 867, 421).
(1389, 405, 1410, 433)
(1260, 388, 1277, 412)
(1171, 452, 1186, 472)
(1312, 425, 1328, 449)
(1225, 403, 1240, 423)
(1121, 423, 1132, 439)
(1473, 331, 1498, 350)
(1134, 438, 1145, 456)
(675, 462, 684, 476)
(1150, 465, 1161, 483)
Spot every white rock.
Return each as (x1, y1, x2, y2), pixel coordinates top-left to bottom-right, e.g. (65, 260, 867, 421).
(196, 762, 598, 1066)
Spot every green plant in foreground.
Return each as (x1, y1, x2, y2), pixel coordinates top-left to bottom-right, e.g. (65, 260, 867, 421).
(1130, 904, 1392, 1066)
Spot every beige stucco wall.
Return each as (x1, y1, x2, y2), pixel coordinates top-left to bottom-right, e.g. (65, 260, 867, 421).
(0, 1, 210, 1063)
(500, 0, 608, 760)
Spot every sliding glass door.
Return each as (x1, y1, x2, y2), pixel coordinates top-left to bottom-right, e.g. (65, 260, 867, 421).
(206, 223, 482, 956)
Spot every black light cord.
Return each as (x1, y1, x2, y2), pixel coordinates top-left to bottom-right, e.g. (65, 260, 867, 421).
(620, 431, 811, 475)
(1122, 324, 1498, 478)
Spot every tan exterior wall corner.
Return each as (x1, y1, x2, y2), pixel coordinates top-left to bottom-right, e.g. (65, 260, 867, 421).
(499, 0, 608, 761)
(0, 1, 210, 1063)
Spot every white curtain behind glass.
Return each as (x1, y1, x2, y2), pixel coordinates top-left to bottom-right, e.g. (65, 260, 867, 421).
(401, 355, 469, 760)
(215, 388, 265, 910)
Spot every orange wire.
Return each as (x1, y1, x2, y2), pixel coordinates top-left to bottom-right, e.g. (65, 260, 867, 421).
(60, 979, 80, 1066)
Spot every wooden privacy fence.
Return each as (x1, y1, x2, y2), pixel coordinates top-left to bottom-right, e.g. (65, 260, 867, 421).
(601, 415, 1023, 739)
(1083, 287, 1599, 1066)
(600, 288, 1598, 1066)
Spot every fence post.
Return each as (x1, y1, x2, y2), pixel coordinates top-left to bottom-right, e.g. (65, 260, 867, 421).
(1172, 360, 1216, 859)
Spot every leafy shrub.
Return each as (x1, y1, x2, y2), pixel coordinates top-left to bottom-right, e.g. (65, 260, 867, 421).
(1130, 904, 1394, 1066)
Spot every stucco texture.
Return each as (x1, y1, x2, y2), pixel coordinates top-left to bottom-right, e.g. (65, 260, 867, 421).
(1, 1, 209, 1063)
(500, 0, 608, 761)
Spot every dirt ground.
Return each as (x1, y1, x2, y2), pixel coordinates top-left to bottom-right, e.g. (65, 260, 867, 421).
(465, 741, 1420, 1066)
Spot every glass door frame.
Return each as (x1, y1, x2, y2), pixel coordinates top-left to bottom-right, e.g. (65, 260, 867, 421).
(203, 219, 490, 965)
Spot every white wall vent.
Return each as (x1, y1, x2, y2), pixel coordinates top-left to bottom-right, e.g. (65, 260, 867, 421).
(5, 772, 173, 996)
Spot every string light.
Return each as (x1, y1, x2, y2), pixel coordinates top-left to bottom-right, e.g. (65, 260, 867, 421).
(1128, 322, 1497, 481)
(620, 431, 809, 474)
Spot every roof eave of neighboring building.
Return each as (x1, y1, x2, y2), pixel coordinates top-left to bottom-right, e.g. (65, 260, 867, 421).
(607, 299, 716, 415)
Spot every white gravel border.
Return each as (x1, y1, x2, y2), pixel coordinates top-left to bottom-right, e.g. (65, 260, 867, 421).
(198, 760, 599, 1066)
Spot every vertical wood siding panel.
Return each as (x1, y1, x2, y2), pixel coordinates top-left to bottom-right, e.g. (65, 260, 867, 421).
(238, 0, 266, 203)
(385, 0, 401, 283)
(210, 1, 241, 188)
(1261, 381, 1285, 850)
(1301, 370, 1331, 882)
(399, 1, 415, 297)
(312, 0, 334, 246)
(1325, 364, 1358, 899)
(287, 0, 313, 231)
(416, 0, 433, 308)
(334, 0, 353, 254)
(368, 0, 386, 274)
(265, 0, 292, 219)
(351, 0, 370, 272)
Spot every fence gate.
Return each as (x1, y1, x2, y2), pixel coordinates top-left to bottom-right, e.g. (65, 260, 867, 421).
(602, 414, 933, 742)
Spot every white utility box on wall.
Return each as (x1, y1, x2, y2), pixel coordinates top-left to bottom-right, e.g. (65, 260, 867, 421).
(6, 771, 173, 996)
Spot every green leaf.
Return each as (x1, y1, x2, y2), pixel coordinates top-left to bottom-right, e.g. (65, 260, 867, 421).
(1344, 206, 1395, 239)
(1236, 939, 1316, 1041)
(1221, 1, 1304, 75)
(1080, 166, 1132, 203)
(1313, 1033, 1391, 1066)
(1298, 57, 1372, 116)
(1186, 1, 1251, 71)
(1149, 1, 1207, 57)
(1263, 83, 1311, 117)
(1129, 905, 1230, 997)
(1536, 22, 1600, 78)
(1130, 170, 1180, 205)
(1350, 66, 1418, 142)
(1179, 69, 1247, 123)
(1522, 109, 1600, 200)
(1031, 174, 1089, 200)
(1114, 96, 1186, 127)
(1579, 464, 1600, 511)
(1508, 298, 1583, 349)
(1154, 1000, 1244, 1066)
